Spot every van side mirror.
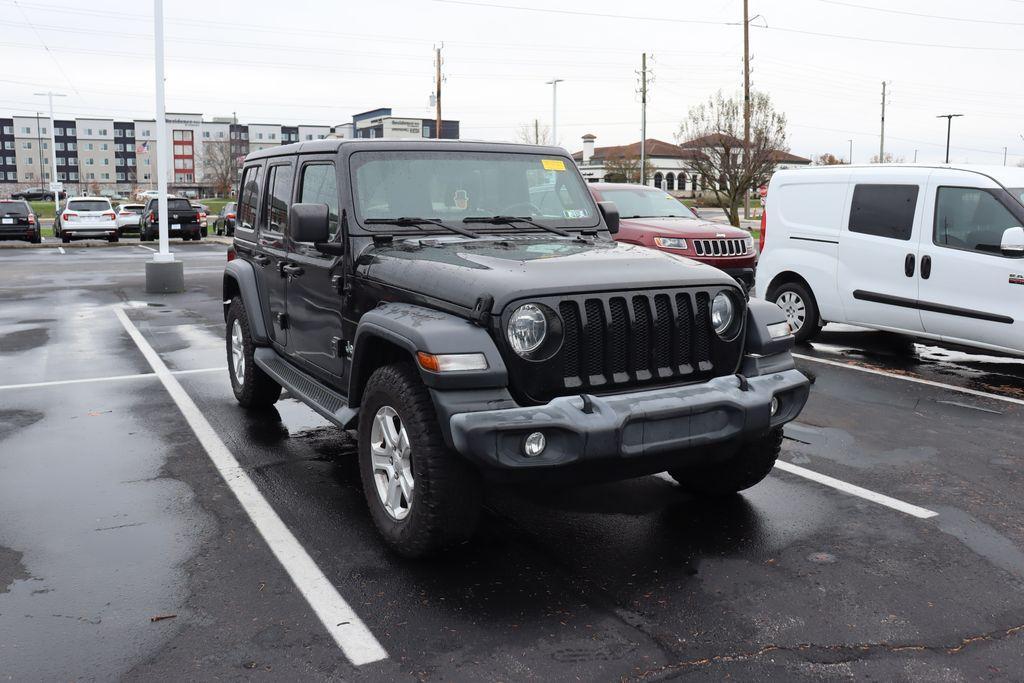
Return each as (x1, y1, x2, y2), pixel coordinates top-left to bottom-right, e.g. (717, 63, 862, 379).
(1001, 226, 1024, 255)
(598, 201, 619, 234)
(288, 203, 330, 243)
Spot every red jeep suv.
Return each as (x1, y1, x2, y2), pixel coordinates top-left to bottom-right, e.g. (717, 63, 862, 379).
(588, 183, 757, 289)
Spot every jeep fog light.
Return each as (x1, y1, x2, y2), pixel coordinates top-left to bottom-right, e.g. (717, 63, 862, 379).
(767, 321, 792, 339)
(416, 351, 488, 372)
(523, 431, 546, 457)
(770, 396, 780, 417)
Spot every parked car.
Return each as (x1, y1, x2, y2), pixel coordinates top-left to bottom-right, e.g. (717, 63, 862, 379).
(135, 189, 160, 201)
(213, 202, 237, 236)
(57, 197, 118, 243)
(223, 139, 809, 557)
(0, 199, 41, 243)
(191, 201, 209, 237)
(586, 183, 757, 290)
(10, 187, 66, 201)
(139, 196, 202, 241)
(115, 203, 145, 235)
(756, 164, 1024, 356)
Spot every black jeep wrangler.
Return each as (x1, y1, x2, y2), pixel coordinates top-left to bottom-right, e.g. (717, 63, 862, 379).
(223, 139, 809, 557)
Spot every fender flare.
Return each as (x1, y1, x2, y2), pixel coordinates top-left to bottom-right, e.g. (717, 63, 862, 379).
(349, 302, 508, 405)
(223, 259, 270, 345)
(745, 298, 795, 357)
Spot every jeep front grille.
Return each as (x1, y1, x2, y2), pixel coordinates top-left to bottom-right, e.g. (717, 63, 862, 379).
(558, 290, 715, 390)
(692, 238, 748, 257)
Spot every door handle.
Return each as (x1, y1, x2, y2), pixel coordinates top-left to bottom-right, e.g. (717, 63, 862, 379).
(904, 253, 915, 277)
(252, 254, 270, 266)
(921, 255, 932, 279)
(281, 263, 305, 278)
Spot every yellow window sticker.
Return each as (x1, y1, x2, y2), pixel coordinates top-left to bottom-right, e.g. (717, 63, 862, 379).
(541, 158, 566, 171)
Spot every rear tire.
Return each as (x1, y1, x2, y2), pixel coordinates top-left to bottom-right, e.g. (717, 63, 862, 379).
(108, 235, 119, 243)
(226, 297, 282, 409)
(767, 280, 822, 343)
(358, 363, 482, 558)
(667, 427, 783, 497)
(30, 234, 41, 244)
(61, 234, 70, 244)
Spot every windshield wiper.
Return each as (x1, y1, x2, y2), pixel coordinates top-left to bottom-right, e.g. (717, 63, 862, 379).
(364, 217, 479, 239)
(463, 215, 571, 237)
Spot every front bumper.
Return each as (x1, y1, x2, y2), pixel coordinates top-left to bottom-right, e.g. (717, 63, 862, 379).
(723, 267, 755, 290)
(447, 367, 808, 470)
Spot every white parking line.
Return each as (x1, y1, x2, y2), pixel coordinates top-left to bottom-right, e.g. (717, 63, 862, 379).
(136, 245, 156, 252)
(114, 307, 387, 666)
(57, 246, 65, 254)
(0, 367, 223, 391)
(794, 353, 1024, 408)
(773, 460, 938, 519)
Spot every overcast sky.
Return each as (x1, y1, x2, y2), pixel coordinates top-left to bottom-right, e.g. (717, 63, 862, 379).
(2, 0, 1022, 165)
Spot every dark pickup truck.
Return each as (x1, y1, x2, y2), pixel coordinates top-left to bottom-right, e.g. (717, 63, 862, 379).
(139, 197, 203, 241)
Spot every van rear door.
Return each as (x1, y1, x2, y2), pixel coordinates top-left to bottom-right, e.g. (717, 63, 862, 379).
(837, 170, 929, 333)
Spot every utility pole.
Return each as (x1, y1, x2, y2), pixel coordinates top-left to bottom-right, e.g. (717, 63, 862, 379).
(534, 118, 539, 144)
(879, 81, 887, 163)
(848, 139, 853, 164)
(936, 113, 963, 164)
(434, 46, 443, 139)
(640, 53, 648, 186)
(34, 91, 66, 212)
(743, 0, 751, 217)
(913, 149, 918, 163)
(35, 112, 43, 186)
(546, 77, 563, 146)
(1003, 146, 1008, 166)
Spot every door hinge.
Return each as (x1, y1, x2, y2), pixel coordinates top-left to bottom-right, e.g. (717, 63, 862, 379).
(275, 312, 289, 330)
(331, 336, 351, 358)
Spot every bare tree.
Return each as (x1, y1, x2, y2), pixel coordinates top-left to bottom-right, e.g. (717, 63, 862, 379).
(676, 91, 788, 226)
(601, 154, 654, 184)
(814, 153, 847, 166)
(201, 140, 241, 197)
(870, 152, 905, 164)
(515, 121, 551, 145)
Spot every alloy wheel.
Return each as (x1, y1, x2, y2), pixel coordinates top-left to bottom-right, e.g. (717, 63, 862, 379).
(370, 406, 414, 520)
(776, 291, 806, 332)
(230, 319, 245, 382)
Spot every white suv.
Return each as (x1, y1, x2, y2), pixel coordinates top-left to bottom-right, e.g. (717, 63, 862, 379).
(756, 164, 1024, 356)
(58, 196, 119, 243)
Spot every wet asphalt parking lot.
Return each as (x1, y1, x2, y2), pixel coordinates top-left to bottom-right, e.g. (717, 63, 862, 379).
(1, 240, 1023, 681)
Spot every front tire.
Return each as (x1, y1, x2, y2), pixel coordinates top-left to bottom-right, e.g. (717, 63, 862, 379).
(667, 428, 783, 497)
(226, 297, 282, 409)
(768, 280, 822, 343)
(358, 363, 482, 558)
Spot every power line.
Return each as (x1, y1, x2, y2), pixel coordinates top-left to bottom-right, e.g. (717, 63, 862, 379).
(432, 0, 741, 26)
(10, 0, 80, 96)
(815, 0, 1024, 27)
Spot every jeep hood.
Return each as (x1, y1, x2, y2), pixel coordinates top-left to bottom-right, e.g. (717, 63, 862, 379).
(360, 235, 737, 311)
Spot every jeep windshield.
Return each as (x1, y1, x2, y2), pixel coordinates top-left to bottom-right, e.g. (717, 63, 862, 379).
(350, 150, 600, 232)
(598, 187, 699, 220)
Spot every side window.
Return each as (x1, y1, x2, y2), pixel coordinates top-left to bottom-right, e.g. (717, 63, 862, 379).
(298, 163, 340, 238)
(237, 165, 261, 233)
(935, 187, 1020, 255)
(848, 184, 919, 240)
(261, 163, 294, 233)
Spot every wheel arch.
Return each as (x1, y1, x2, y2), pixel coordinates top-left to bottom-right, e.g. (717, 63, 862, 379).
(223, 259, 270, 344)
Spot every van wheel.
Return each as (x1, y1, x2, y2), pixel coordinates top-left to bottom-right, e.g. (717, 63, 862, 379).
(358, 363, 482, 558)
(768, 281, 821, 343)
(667, 427, 782, 497)
(226, 297, 282, 408)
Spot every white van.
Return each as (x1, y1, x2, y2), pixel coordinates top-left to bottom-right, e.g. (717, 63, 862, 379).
(755, 164, 1024, 356)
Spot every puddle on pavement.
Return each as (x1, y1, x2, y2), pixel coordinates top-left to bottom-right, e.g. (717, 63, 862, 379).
(272, 397, 332, 436)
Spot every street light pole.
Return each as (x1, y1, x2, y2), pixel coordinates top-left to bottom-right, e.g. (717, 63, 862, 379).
(848, 139, 853, 164)
(545, 78, 563, 146)
(34, 91, 66, 213)
(936, 114, 963, 164)
(145, 0, 183, 292)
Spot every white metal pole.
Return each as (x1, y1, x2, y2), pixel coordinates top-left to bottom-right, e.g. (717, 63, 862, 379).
(34, 91, 65, 213)
(546, 78, 563, 146)
(153, 0, 172, 262)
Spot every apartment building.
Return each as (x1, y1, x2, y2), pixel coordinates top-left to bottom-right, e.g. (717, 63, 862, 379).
(0, 106, 462, 197)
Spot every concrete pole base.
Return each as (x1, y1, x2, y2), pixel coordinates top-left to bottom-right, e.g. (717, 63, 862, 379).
(145, 259, 185, 293)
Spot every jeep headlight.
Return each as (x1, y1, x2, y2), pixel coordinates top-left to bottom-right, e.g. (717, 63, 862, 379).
(507, 303, 547, 356)
(654, 236, 687, 250)
(711, 291, 739, 337)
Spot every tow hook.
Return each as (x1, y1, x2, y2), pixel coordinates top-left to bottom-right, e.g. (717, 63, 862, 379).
(736, 374, 751, 392)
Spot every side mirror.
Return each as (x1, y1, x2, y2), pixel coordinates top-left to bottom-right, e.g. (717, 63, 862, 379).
(288, 203, 329, 243)
(597, 200, 619, 235)
(1001, 226, 1024, 255)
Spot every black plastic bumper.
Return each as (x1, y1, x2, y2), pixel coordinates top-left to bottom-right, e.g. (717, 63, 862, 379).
(723, 267, 755, 290)
(446, 367, 808, 470)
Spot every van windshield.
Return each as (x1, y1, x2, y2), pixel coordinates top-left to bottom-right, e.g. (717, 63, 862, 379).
(350, 151, 599, 231)
(598, 187, 699, 219)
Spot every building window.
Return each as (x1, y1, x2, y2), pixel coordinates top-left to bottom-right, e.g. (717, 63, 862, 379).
(98, 129, 108, 135)
(20, 126, 31, 134)
(85, 128, 93, 135)
(117, 172, 125, 180)
(56, 142, 65, 151)
(102, 158, 109, 166)
(100, 143, 108, 150)
(2, 125, 11, 134)
(85, 142, 94, 151)
(58, 172, 66, 181)
(85, 158, 94, 166)
(653, 172, 663, 189)
(67, 127, 76, 136)
(143, 173, 151, 180)
(269, 133, 276, 140)
(25, 157, 33, 165)
(69, 172, 78, 180)
(53, 127, 63, 136)
(256, 133, 264, 139)
(22, 141, 31, 149)
(67, 143, 76, 151)
(68, 158, 77, 166)
(666, 172, 675, 191)
(141, 129, 150, 137)
(56, 158, 65, 166)
(115, 143, 123, 152)
(127, 158, 135, 167)
(114, 129, 123, 137)
(202, 131, 210, 138)
(3, 142, 11, 150)
(116, 157, 124, 166)
(217, 131, 224, 138)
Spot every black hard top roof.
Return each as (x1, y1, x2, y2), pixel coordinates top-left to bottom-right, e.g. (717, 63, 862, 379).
(243, 137, 571, 162)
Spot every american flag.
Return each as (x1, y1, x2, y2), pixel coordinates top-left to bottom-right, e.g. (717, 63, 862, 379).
(135, 141, 149, 154)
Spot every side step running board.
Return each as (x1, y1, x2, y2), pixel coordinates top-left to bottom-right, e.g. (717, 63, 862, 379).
(253, 348, 358, 429)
